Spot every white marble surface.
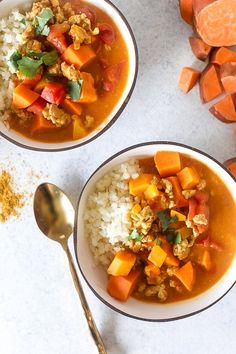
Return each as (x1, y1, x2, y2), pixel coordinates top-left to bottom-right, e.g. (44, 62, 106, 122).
(0, 1, 236, 353)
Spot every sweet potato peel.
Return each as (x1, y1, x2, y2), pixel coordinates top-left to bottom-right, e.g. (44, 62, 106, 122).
(196, 0, 236, 47)
(209, 95, 236, 123)
(179, 0, 193, 25)
(189, 36, 212, 61)
(200, 64, 223, 103)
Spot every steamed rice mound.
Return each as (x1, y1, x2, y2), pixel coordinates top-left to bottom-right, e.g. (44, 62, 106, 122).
(84, 159, 140, 266)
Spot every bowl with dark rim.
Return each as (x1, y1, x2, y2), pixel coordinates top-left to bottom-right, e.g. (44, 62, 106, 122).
(74, 141, 236, 321)
(0, 0, 138, 152)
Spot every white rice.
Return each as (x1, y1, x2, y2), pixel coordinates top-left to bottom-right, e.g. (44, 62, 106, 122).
(84, 159, 141, 266)
(0, 10, 25, 122)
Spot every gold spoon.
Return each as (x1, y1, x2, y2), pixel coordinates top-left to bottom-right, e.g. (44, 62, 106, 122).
(33, 183, 106, 354)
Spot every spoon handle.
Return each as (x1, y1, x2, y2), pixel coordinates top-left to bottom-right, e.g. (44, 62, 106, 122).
(63, 244, 107, 354)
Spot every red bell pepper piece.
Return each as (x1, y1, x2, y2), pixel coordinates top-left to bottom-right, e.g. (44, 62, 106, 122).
(41, 83, 66, 105)
(103, 62, 124, 92)
(27, 97, 47, 115)
(47, 27, 68, 54)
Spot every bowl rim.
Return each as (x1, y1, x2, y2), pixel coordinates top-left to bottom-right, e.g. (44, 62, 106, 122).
(73, 140, 236, 322)
(0, 0, 139, 152)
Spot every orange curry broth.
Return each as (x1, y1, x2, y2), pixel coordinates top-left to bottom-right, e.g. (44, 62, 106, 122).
(133, 155, 236, 303)
(9, 0, 129, 143)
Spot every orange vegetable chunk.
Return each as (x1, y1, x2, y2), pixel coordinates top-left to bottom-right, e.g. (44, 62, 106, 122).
(144, 184, 159, 200)
(224, 158, 236, 178)
(107, 269, 141, 302)
(211, 47, 236, 65)
(154, 151, 181, 177)
(175, 261, 196, 291)
(200, 64, 223, 103)
(192, 246, 212, 271)
(148, 245, 167, 268)
(73, 119, 87, 139)
(179, 0, 193, 25)
(79, 72, 97, 103)
(220, 62, 236, 94)
(107, 250, 136, 277)
(178, 67, 200, 93)
(168, 176, 189, 208)
(189, 37, 212, 61)
(177, 167, 200, 189)
(209, 95, 236, 123)
(195, 0, 236, 47)
(159, 236, 180, 267)
(31, 115, 58, 135)
(62, 44, 96, 69)
(12, 84, 39, 109)
(129, 174, 154, 196)
(144, 263, 161, 278)
(192, 0, 215, 15)
(63, 99, 82, 116)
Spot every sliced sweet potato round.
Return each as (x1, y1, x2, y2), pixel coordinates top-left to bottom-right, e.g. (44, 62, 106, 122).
(209, 94, 236, 123)
(196, 0, 236, 46)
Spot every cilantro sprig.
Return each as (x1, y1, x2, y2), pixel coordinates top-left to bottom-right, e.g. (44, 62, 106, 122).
(68, 80, 83, 101)
(127, 229, 142, 242)
(157, 210, 182, 244)
(32, 8, 54, 36)
(9, 50, 58, 78)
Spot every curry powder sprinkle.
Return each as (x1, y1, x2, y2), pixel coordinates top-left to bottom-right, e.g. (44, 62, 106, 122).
(0, 170, 24, 223)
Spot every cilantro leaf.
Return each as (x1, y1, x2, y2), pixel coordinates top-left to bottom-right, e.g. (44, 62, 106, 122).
(9, 51, 22, 71)
(17, 56, 43, 78)
(157, 210, 178, 232)
(156, 238, 162, 246)
(34, 8, 54, 36)
(20, 18, 26, 25)
(128, 229, 142, 242)
(42, 50, 58, 66)
(68, 80, 83, 101)
(174, 232, 182, 245)
(166, 229, 177, 243)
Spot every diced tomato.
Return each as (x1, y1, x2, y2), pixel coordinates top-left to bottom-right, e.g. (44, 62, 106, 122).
(22, 73, 42, 88)
(47, 29, 68, 54)
(197, 235, 223, 251)
(103, 62, 123, 92)
(27, 97, 47, 115)
(41, 83, 66, 105)
(99, 58, 109, 69)
(195, 191, 209, 204)
(76, 6, 97, 25)
(188, 197, 198, 221)
(98, 23, 116, 45)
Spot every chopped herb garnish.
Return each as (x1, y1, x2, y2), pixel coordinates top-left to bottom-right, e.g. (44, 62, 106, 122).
(166, 229, 177, 243)
(41, 50, 58, 66)
(20, 18, 26, 25)
(157, 210, 178, 232)
(17, 57, 43, 78)
(33, 8, 54, 36)
(9, 51, 22, 71)
(174, 232, 182, 245)
(156, 238, 162, 246)
(128, 229, 142, 242)
(68, 80, 83, 101)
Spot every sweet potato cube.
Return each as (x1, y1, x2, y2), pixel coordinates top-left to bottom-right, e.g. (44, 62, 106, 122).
(148, 245, 167, 268)
(144, 184, 159, 200)
(107, 250, 136, 277)
(129, 174, 154, 196)
(177, 227, 192, 240)
(154, 151, 182, 177)
(170, 210, 186, 221)
(200, 64, 223, 103)
(211, 47, 236, 65)
(220, 62, 236, 94)
(31, 115, 58, 135)
(12, 84, 40, 109)
(168, 176, 189, 208)
(175, 261, 196, 291)
(189, 36, 212, 61)
(177, 167, 200, 189)
(79, 72, 98, 103)
(159, 236, 180, 267)
(63, 99, 82, 116)
(73, 119, 87, 139)
(62, 44, 96, 69)
(107, 269, 141, 301)
(192, 245, 212, 271)
(130, 203, 142, 214)
(178, 67, 200, 93)
(210, 95, 236, 123)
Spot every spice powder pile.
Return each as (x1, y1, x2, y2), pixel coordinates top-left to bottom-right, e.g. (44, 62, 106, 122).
(0, 170, 24, 223)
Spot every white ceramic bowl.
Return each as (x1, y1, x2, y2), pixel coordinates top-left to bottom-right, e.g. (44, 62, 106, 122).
(74, 142, 236, 321)
(0, 0, 138, 151)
